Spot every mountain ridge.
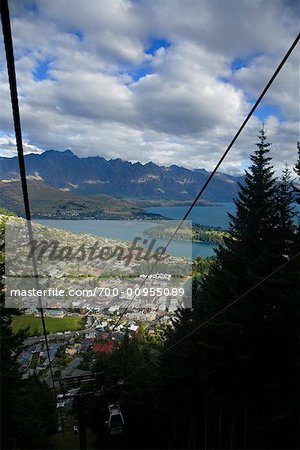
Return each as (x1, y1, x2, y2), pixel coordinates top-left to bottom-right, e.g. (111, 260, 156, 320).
(0, 149, 244, 202)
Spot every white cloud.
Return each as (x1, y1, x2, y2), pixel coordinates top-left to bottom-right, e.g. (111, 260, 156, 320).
(0, 0, 299, 175)
(0, 135, 42, 157)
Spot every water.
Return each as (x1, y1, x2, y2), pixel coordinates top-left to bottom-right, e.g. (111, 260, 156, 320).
(146, 201, 300, 257)
(34, 219, 195, 258)
(146, 202, 236, 258)
(35, 202, 300, 260)
(147, 202, 300, 227)
(32, 203, 240, 260)
(147, 202, 236, 229)
(35, 202, 235, 258)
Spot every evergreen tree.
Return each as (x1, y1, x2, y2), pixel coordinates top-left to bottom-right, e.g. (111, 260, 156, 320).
(86, 327, 161, 449)
(158, 129, 298, 449)
(276, 164, 296, 256)
(294, 142, 300, 204)
(294, 142, 300, 176)
(0, 215, 57, 449)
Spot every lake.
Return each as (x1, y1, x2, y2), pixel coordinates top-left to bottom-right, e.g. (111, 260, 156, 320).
(35, 203, 235, 260)
(35, 202, 300, 260)
(147, 201, 300, 227)
(147, 202, 236, 257)
(146, 202, 236, 229)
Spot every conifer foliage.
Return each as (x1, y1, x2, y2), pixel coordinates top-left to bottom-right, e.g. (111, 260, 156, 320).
(294, 142, 300, 204)
(158, 129, 299, 449)
(0, 219, 57, 449)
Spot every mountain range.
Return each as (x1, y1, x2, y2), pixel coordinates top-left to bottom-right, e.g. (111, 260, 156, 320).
(0, 150, 243, 204)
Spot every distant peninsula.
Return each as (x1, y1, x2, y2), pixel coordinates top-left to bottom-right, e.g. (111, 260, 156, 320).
(144, 223, 229, 244)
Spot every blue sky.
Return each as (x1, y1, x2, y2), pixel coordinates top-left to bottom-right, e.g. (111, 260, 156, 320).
(33, 58, 54, 81)
(121, 38, 171, 82)
(0, 0, 299, 174)
(254, 103, 285, 122)
(145, 37, 171, 55)
(230, 53, 262, 72)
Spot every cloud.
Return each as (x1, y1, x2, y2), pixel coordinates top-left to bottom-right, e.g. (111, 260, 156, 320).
(131, 42, 246, 136)
(0, 0, 299, 175)
(0, 135, 41, 157)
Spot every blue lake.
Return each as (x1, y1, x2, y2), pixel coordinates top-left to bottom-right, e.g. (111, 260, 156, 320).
(35, 219, 198, 259)
(146, 202, 236, 258)
(35, 203, 235, 259)
(35, 202, 300, 260)
(146, 202, 236, 229)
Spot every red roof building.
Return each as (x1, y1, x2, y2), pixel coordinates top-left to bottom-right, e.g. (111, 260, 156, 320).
(93, 340, 115, 354)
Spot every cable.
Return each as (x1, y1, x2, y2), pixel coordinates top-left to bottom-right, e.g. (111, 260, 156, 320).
(113, 249, 300, 386)
(97, 31, 300, 351)
(2, 0, 299, 385)
(1, 0, 55, 389)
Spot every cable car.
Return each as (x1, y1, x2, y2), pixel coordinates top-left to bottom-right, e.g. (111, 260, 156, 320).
(56, 393, 65, 409)
(107, 403, 124, 436)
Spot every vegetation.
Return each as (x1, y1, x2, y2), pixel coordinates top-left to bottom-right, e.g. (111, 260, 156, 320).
(0, 206, 16, 216)
(0, 219, 57, 449)
(11, 314, 83, 336)
(83, 129, 299, 449)
(193, 223, 229, 243)
(1, 130, 299, 449)
(293, 141, 300, 203)
(86, 326, 162, 449)
(0, 179, 142, 218)
(155, 128, 299, 449)
(192, 255, 216, 276)
(145, 223, 229, 243)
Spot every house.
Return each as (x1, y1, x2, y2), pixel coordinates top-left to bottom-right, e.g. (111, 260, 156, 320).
(65, 347, 77, 356)
(85, 331, 96, 340)
(45, 309, 65, 318)
(93, 340, 115, 354)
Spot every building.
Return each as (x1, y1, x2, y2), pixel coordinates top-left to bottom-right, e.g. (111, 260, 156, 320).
(93, 340, 115, 354)
(44, 309, 65, 318)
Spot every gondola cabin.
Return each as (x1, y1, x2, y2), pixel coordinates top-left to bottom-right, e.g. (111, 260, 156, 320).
(56, 393, 65, 409)
(107, 403, 124, 435)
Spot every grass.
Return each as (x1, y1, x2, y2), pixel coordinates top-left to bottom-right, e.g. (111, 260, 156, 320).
(11, 315, 83, 336)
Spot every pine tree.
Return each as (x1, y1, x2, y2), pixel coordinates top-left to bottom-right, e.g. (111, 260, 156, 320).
(225, 128, 281, 263)
(86, 326, 162, 449)
(0, 215, 57, 449)
(294, 142, 300, 176)
(293, 142, 300, 204)
(158, 129, 298, 449)
(276, 164, 296, 256)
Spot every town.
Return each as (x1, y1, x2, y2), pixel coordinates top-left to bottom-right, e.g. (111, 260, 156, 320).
(4, 215, 192, 386)
(17, 300, 183, 387)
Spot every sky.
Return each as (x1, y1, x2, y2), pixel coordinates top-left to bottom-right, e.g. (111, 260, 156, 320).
(0, 0, 299, 174)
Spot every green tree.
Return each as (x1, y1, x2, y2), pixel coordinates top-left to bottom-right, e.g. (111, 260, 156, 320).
(0, 216, 57, 449)
(294, 142, 300, 204)
(158, 129, 298, 449)
(276, 164, 297, 255)
(86, 328, 162, 449)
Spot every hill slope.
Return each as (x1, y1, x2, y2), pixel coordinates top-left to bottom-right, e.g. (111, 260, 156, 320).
(0, 179, 141, 218)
